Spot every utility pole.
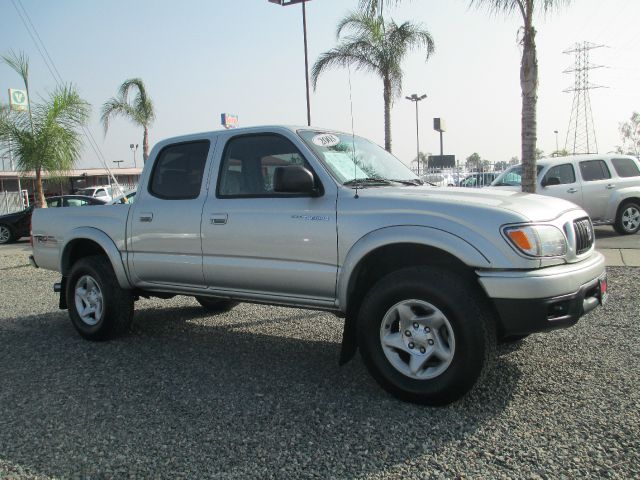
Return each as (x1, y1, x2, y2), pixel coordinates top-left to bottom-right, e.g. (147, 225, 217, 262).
(563, 42, 606, 154)
(405, 94, 427, 176)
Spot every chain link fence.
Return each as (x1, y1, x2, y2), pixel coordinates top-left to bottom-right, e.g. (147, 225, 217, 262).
(412, 162, 510, 188)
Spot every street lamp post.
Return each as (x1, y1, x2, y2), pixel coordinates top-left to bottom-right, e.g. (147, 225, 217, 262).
(405, 94, 427, 176)
(554, 130, 559, 155)
(130, 143, 139, 168)
(113, 160, 124, 168)
(269, 0, 312, 126)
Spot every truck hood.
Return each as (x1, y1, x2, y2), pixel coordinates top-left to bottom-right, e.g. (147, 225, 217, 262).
(354, 185, 580, 222)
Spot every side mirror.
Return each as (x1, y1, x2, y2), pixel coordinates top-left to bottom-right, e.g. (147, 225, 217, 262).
(273, 165, 317, 195)
(542, 176, 561, 187)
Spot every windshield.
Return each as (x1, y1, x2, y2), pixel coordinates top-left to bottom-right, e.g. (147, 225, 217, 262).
(492, 164, 544, 186)
(298, 130, 420, 186)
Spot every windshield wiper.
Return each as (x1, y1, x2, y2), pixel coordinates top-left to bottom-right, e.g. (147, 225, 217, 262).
(343, 177, 393, 187)
(389, 178, 424, 186)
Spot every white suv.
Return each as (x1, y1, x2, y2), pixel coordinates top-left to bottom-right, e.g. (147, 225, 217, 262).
(491, 154, 640, 234)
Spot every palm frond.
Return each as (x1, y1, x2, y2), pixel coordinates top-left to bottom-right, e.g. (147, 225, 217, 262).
(100, 97, 139, 133)
(1, 50, 30, 90)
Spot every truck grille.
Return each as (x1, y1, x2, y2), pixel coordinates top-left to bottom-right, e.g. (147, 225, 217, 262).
(573, 217, 594, 255)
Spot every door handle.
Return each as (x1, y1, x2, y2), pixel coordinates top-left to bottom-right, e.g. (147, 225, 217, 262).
(139, 212, 153, 222)
(567, 188, 578, 194)
(606, 184, 616, 189)
(210, 213, 228, 225)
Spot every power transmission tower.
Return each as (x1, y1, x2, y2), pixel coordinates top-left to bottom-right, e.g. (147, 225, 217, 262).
(563, 42, 606, 154)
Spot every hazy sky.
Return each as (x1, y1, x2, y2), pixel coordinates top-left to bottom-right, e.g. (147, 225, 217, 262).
(1, 0, 639, 169)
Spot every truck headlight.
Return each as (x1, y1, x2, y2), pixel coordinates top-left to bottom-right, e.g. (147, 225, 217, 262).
(503, 225, 567, 257)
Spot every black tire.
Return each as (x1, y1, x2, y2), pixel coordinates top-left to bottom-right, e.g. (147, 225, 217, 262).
(613, 201, 640, 235)
(66, 255, 134, 341)
(357, 266, 496, 406)
(195, 296, 238, 313)
(0, 224, 15, 245)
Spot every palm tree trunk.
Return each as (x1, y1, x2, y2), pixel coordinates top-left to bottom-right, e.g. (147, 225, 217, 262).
(143, 126, 149, 164)
(383, 75, 392, 152)
(520, 21, 538, 194)
(35, 166, 46, 208)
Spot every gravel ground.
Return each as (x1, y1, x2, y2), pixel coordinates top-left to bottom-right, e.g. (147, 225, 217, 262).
(0, 249, 638, 479)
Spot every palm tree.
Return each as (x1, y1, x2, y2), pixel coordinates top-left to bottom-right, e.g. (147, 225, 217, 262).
(470, 0, 571, 193)
(0, 51, 90, 208)
(358, 0, 404, 16)
(101, 78, 155, 163)
(312, 12, 434, 152)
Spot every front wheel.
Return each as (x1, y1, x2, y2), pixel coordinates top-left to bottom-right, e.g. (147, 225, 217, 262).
(614, 201, 640, 235)
(357, 266, 496, 406)
(0, 224, 15, 244)
(67, 255, 134, 340)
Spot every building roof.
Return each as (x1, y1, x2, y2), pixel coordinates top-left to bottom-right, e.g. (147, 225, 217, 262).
(0, 167, 143, 180)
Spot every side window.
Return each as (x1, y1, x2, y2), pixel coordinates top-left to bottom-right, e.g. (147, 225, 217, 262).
(611, 158, 640, 178)
(217, 134, 313, 197)
(66, 198, 89, 207)
(543, 163, 576, 185)
(47, 198, 61, 207)
(579, 160, 611, 181)
(149, 140, 210, 199)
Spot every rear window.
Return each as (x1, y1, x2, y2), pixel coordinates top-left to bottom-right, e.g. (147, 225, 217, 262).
(611, 158, 640, 178)
(579, 160, 611, 181)
(149, 141, 210, 199)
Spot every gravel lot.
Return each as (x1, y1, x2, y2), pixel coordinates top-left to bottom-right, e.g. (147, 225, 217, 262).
(0, 249, 638, 479)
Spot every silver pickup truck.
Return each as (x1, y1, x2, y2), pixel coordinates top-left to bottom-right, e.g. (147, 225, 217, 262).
(31, 126, 607, 405)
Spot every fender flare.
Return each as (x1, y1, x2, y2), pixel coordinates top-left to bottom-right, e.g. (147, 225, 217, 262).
(336, 225, 491, 311)
(60, 227, 132, 289)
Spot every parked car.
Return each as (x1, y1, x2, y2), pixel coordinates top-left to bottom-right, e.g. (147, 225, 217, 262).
(459, 171, 500, 188)
(31, 125, 607, 406)
(0, 206, 33, 244)
(0, 196, 106, 244)
(75, 185, 120, 203)
(491, 154, 640, 234)
(46, 195, 108, 208)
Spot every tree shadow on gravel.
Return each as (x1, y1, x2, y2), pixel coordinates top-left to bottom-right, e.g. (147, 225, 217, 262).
(0, 303, 522, 479)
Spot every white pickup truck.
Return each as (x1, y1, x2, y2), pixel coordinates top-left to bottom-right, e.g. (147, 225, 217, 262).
(31, 126, 607, 405)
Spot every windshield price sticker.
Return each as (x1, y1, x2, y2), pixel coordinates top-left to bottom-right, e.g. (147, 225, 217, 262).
(312, 133, 340, 147)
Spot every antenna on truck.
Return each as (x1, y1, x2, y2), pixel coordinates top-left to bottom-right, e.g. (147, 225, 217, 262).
(347, 64, 359, 199)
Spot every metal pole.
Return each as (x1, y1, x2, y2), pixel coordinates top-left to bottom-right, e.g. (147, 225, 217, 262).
(554, 130, 559, 154)
(302, 1, 311, 126)
(415, 101, 420, 176)
(440, 131, 444, 157)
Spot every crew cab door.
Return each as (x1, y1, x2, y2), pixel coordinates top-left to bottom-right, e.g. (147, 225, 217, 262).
(129, 138, 214, 287)
(201, 131, 338, 303)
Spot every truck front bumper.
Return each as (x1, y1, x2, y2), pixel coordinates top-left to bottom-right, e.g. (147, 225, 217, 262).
(477, 252, 607, 336)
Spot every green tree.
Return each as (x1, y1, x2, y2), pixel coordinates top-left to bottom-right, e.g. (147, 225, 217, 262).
(494, 160, 508, 171)
(312, 12, 434, 152)
(101, 78, 155, 163)
(0, 51, 90, 208)
(470, 1, 571, 193)
(618, 112, 640, 156)
(535, 147, 544, 159)
(465, 152, 482, 170)
(508, 155, 520, 166)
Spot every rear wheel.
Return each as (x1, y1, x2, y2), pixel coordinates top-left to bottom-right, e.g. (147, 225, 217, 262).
(195, 296, 238, 313)
(67, 255, 134, 340)
(357, 266, 496, 406)
(614, 201, 640, 235)
(0, 224, 15, 244)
